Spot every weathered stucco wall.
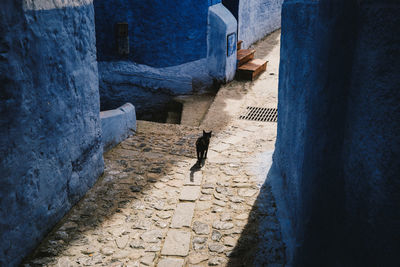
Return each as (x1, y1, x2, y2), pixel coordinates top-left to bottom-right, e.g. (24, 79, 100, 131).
(0, 1, 103, 266)
(268, 0, 400, 266)
(207, 3, 238, 83)
(97, 2, 236, 119)
(94, 0, 210, 68)
(239, 0, 284, 48)
(98, 59, 214, 120)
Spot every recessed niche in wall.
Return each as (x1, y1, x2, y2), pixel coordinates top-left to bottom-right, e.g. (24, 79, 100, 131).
(227, 32, 236, 57)
(165, 100, 183, 124)
(116, 22, 129, 56)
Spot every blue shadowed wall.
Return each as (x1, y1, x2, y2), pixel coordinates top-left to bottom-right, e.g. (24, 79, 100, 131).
(94, 0, 212, 67)
(0, 1, 103, 266)
(209, 0, 222, 6)
(268, 0, 400, 266)
(96, 0, 237, 119)
(207, 3, 237, 83)
(239, 0, 283, 48)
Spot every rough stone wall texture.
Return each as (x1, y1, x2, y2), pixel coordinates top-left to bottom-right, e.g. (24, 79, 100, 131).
(239, 0, 284, 48)
(269, 0, 400, 266)
(94, 0, 209, 68)
(0, 1, 104, 266)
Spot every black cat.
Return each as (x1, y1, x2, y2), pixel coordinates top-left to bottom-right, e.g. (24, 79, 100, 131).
(196, 130, 212, 167)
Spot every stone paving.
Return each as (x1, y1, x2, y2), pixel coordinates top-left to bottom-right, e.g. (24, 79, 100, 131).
(23, 30, 285, 267)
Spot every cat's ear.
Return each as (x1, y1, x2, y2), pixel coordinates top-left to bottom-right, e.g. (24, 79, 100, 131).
(209, 131, 212, 135)
(203, 130, 206, 135)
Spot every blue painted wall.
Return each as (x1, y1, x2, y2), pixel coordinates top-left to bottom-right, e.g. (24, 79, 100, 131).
(209, 0, 222, 6)
(239, 0, 284, 48)
(207, 4, 238, 83)
(0, 1, 103, 266)
(98, 59, 210, 121)
(268, 0, 400, 266)
(94, 0, 239, 120)
(98, 2, 238, 119)
(94, 0, 210, 68)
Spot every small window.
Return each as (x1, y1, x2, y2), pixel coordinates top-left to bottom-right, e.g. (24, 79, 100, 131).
(116, 22, 128, 37)
(116, 22, 129, 56)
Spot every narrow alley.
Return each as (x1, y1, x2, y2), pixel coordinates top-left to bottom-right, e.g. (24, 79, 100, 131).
(24, 31, 284, 267)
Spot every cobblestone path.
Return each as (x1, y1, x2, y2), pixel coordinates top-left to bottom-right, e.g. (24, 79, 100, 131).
(24, 31, 285, 267)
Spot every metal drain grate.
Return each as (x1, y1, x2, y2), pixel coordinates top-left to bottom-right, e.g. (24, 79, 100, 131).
(239, 107, 278, 122)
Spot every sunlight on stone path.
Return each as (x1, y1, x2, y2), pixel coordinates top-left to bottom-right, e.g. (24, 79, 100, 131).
(24, 120, 284, 267)
(24, 31, 285, 267)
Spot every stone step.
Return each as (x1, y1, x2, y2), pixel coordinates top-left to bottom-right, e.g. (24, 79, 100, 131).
(237, 49, 255, 66)
(237, 40, 243, 50)
(237, 59, 268, 81)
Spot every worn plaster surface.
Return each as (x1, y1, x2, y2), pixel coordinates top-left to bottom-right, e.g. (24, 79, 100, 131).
(238, 0, 284, 49)
(270, 1, 400, 266)
(23, 31, 284, 267)
(94, 0, 209, 67)
(98, 2, 237, 116)
(0, 1, 104, 266)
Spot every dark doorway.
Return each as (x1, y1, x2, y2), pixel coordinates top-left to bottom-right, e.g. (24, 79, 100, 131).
(222, 0, 239, 22)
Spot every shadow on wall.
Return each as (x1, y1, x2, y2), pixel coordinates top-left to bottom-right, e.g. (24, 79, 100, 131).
(96, 2, 238, 122)
(268, 0, 400, 266)
(94, 0, 209, 68)
(0, 2, 104, 266)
